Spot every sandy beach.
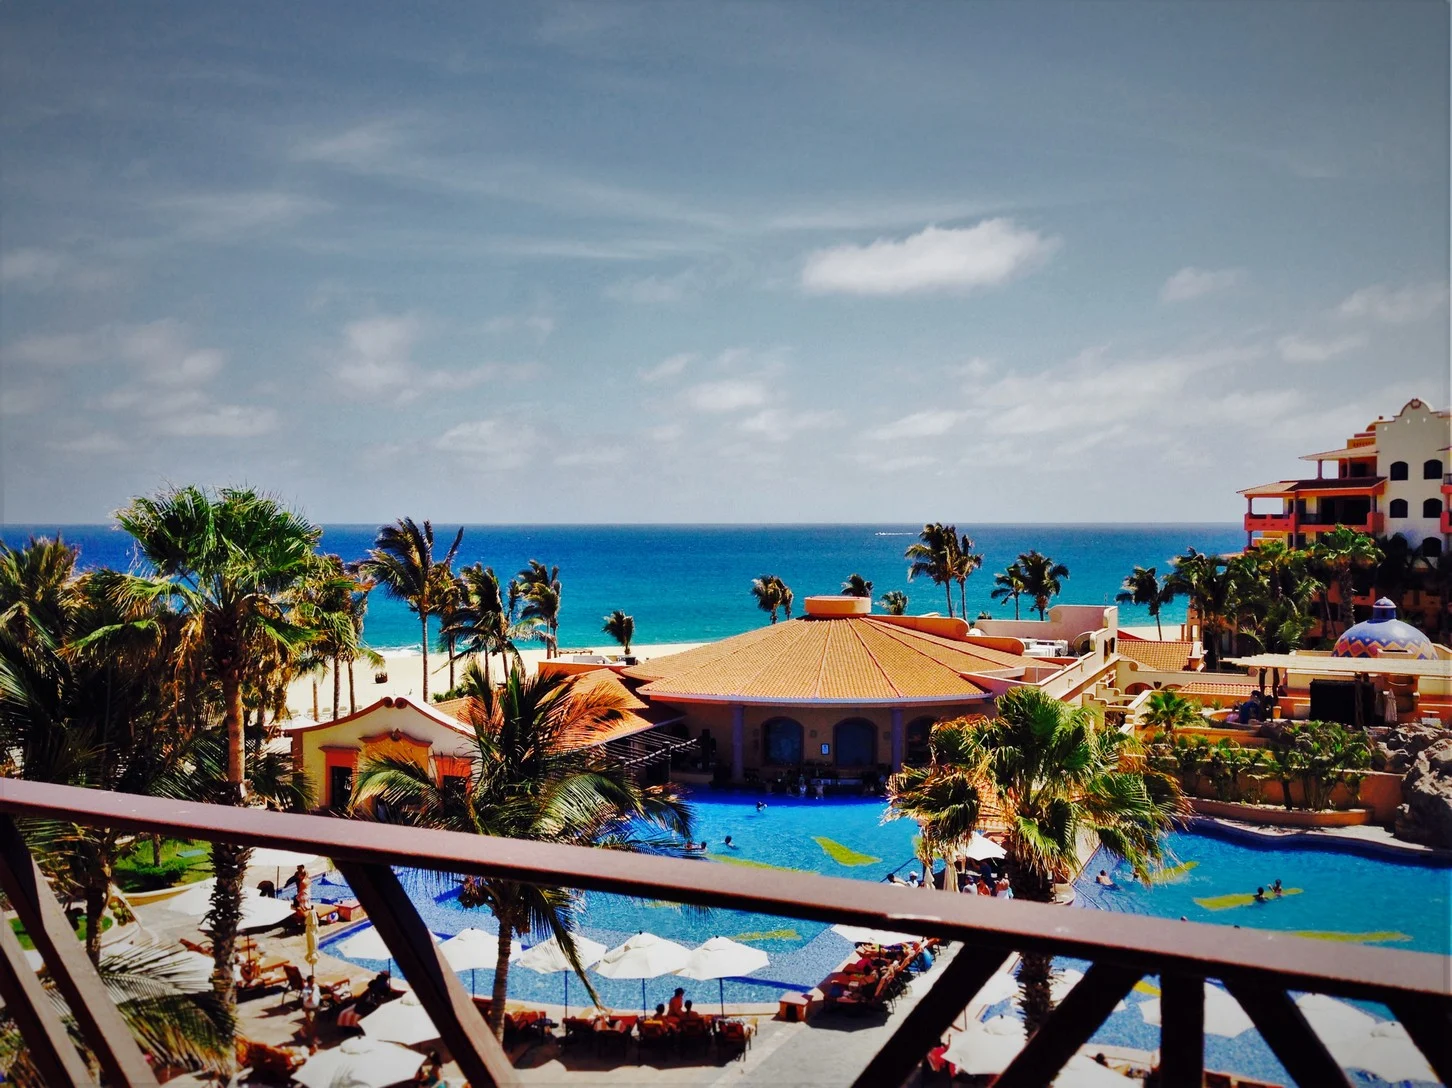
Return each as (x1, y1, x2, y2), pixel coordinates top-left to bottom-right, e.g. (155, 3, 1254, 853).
(286, 642, 705, 720)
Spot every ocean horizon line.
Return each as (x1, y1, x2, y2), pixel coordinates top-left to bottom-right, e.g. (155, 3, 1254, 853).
(4, 519, 1243, 530)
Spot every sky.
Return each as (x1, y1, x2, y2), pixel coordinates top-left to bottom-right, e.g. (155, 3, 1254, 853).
(1, 1, 1448, 525)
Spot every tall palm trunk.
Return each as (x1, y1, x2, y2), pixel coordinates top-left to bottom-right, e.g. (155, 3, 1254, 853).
(944, 582, 954, 618)
(332, 655, 341, 719)
(348, 658, 357, 714)
(447, 634, 457, 690)
(489, 919, 514, 1039)
(208, 841, 249, 1012)
(1005, 855, 1057, 1034)
(1153, 608, 1163, 639)
(1013, 595, 1021, 620)
(82, 846, 111, 966)
(222, 663, 246, 797)
(311, 678, 319, 721)
(1338, 574, 1355, 633)
(420, 613, 430, 701)
(959, 582, 967, 619)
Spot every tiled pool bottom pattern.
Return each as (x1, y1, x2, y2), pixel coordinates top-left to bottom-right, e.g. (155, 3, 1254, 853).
(320, 796, 922, 1011)
(1056, 824, 1449, 1088)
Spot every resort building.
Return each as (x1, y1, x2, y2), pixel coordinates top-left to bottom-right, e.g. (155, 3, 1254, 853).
(618, 596, 1120, 782)
(290, 668, 681, 811)
(1240, 397, 1451, 551)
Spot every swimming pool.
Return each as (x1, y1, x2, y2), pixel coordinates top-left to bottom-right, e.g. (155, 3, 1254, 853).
(321, 795, 922, 1010)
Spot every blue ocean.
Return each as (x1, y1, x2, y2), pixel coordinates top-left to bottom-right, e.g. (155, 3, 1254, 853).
(0, 524, 1244, 651)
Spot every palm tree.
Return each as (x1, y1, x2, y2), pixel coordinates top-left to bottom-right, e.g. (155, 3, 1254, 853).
(603, 610, 634, 653)
(750, 574, 793, 624)
(516, 560, 562, 658)
(905, 523, 958, 617)
(351, 663, 693, 1038)
(296, 555, 374, 720)
(841, 573, 873, 598)
(1312, 527, 1383, 635)
(990, 565, 1027, 619)
(357, 518, 464, 701)
(444, 564, 526, 688)
(1166, 550, 1235, 670)
(1140, 690, 1200, 737)
(1016, 551, 1070, 620)
(952, 533, 984, 619)
(878, 589, 909, 616)
(1116, 566, 1173, 639)
(887, 686, 1184, 1033)
(116, 486, 322, 1009)
(437, 573, 467, 693)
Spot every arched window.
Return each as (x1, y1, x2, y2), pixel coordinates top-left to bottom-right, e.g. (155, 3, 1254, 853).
(1423, 498, 1443, 519)
(761, 717, 803, 766)
(833, 718, 877, 768)
(1425, 459, 1443, 480)
(1389, 499, 1408, 518)
(905, 717, 936, 766)
(1423, 537, 1444, 557)
(1389, 461, 1408, 481)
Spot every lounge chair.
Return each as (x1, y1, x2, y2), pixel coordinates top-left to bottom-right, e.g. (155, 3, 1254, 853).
(281, 963, 352, 1007)
(637, 1018, 676, 1060)
(238, 1038, 306, 1078)
(677, 1016, 712, 1056)
(716, 1018, 755, 1059)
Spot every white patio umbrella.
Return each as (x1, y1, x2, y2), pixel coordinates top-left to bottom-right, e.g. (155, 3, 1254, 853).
(942, 1016, 1024, 1075)
(1052, 1054, 1138, 1086)
(971, 970, 1021, 1008)
(965, 833, 1007, 862)
(1333, 1020, 1437, 1084)
(1295, 992, 1378, 1037)
(292, 1035, 424, 1088)
(164, 878, 295, 930)
(336, 925, 439, 962)
(1138, 983, 1253, 1038)
(830, 924, 919, 947)
(248, 847, 320, 891)
(515, 934, 607, 1017)
(359, 989, 440, 1046)
(595, 931, 691, 1015)
(440, 927, 514, 997)
(675, 936, 770, 1016)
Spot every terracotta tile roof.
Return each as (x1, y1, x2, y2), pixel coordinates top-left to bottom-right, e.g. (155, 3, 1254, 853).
(1176, 680, 1257, 698)
(1117, 640, 1200, 672)
(622, 616, 1039, 703)
(436, 669, 680, 750)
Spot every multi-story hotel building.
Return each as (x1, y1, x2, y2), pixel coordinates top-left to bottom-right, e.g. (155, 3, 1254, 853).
(1241, 398, 1451, 552)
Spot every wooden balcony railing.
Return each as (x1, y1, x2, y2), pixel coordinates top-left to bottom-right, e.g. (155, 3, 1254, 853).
(0, 779, 1448, 1088)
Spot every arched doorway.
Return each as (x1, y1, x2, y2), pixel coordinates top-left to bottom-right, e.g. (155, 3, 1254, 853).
(834, 718, 877, 768)
(905, 716, 936, 766)
(762, 717, 804, 766)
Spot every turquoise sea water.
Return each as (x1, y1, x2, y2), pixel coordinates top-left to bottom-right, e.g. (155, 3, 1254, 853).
(0, 522, 1245, 650)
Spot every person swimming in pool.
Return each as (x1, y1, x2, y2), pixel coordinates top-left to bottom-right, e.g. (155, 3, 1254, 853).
(1095, 869, 1114, 887)
(755, 801, 767, 812)
(724, 835, 738, 849)
(1271, 878, 1283, 897)
(1253, 886, 1267, 903)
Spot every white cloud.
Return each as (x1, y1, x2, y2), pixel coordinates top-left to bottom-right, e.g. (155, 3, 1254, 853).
(949, 356, 995, 380)
(1159, 267, 1243, 303)
(605, 269, 704, 304)
(157, 405, 279, 438)
(1336, 282, 1448, 325)
(555, 446, 627, 467)
(1276, 332, 1367, 363)
(49, 432, 129, 455)
(639, 353, 693, 383)
(1, 248, 67, 286)
(800, 219, 1058, 296)
(681, 379, 767, 413)
(852, 452, 938, 473)
(435, 419, 542, 464)
(4, 320, 223, 384)
(156, 191, 331, 240)
(5, 330, 109, 367)
(740, 408, 841, 441)
(482, 314, 555, 341)
(330, 313, 534, 399)
(868, 409, 963, 442)
(647, 423, 684, 443)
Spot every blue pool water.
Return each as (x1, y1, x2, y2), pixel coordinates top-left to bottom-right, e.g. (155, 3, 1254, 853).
(321, 795, 922, 1010)
(320, 799, 1449, 1083)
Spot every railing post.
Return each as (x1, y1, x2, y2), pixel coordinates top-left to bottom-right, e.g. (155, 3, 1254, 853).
(0, 886, 99, 1086)
(849, 947, 1010, 1088)
(1222, 980, 1353, 1088)
(0, 815, 159, 1087)
(336, 860, 518, 1088)
(1387, 996, 1452, 1087)
(993, 962, 1141, 1088)
(1159, 973, 1204, 1086)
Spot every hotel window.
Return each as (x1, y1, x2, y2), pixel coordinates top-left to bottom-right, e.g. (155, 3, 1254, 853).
(1389, 499, 1408, 518)
(1423, 498, 1443, 518)
(1425, 459, 1443, 480)
(762, 717, 804, 766)
(1389, 461, 1409, 480)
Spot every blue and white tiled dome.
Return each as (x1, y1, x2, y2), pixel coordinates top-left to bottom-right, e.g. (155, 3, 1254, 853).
(1333, 598, 1435, 660)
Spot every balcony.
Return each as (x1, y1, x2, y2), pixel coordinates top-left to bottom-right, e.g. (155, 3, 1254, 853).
(1243, 512, 1294, 533)
(1299, 512, 1384, 535)
(0, 779, 1448, 1088)
(1443, 509, 1451, 534)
